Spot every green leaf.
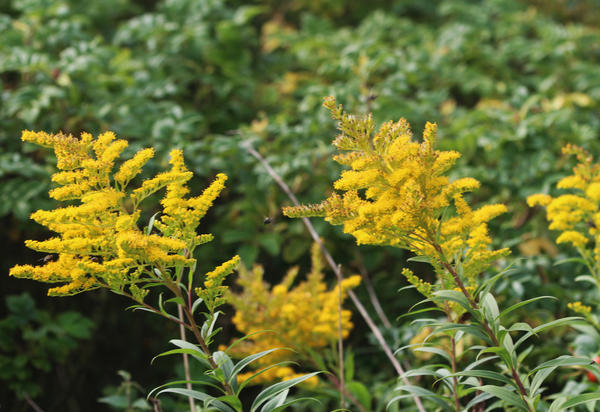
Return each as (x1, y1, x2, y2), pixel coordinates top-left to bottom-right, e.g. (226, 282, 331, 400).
(575, 275, 598, 285)
(56, 312, 94, 339)
(260, 389, 288, 412)
(499, 296, 556, 320)
(554, 257, 587, 266)
(160, 339, 210, 366)
(268, 398, 320, 412)
(224, 330, 277, 354)
(464, 392, 495, 411)
(216, 395, 243, 411)
(481, 292, 500, 327)
(232, 5, 266, 25)
(148, 378, 221, 398)
(214, 351, 237, 392)
(397, 306, 444, 321)
(202, 312, 221, 342)
(527, 354, 593, 393)
(477, 265, 516, 297)
(508, 323, 535, 334)
(390, 385, 453, 411)
(344, 351, 354, 382)
(397, 285, 417, 294)
(158, 293, 169, 317)
(434, 323, 492, 344)
(250, 372, 320, 412)
(155, 388, 236, 412)
(431, 290, 475, 316)
(463, 356, 498, 373)
(191, 297, 204, 314)
(401, 367, 446, 380)
(236, 361, 298, 394)
(151, 348, 208, 365)
(515, 317, 584, 349)
(131, 398, 152, 409)
(517, 344, 534, 364)
(443, 369, 513, 386)
(407, 255, 432, 264)
(548, 397, 567, 412)
(412, 346, 451, 362)
(230, 348, 283, 387)
(98, 394, 129, 408)
(475, 385, 529, 411)
(145, 211, 160, 235)
(164, 297, 185, 306)
(258, 233, 280, 256)
(479, 346, 514, 369)
(562, 393, 600, 408)
(169, 339, 204, 353)
(530, 366, 558, 396)
(529, 355, 593, 375)
(346, 381, 371, 410)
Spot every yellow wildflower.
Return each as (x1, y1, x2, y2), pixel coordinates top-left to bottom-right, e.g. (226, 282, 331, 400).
(557, 175, 587, 190)
(526, 193, 552, 207)
(587, 183, 600, 202)
(556, 231, 588, 248)
(530, 144, 600, 285)
(226, 243, 360, 384)
(568, 301, 592, 315)
(114, 148, 155, 187)
(284, 97, 508, 293)
(11, 130, 232, 304)
(196, 255, 241, 313)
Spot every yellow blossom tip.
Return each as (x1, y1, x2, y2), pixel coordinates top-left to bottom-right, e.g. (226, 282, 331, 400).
(526, 193, 552, 207)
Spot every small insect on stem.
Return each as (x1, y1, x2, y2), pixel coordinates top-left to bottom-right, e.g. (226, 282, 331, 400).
(263, 217, 272, 225)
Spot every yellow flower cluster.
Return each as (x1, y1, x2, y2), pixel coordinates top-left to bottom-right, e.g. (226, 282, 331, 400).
(528, 145, 600, 257)
(568, 301, 592, 315)
(196, 255, 241, 313)
(284, 97, 508, 294)
(10, 130, 233, 302)
(226, 243, 360, 384)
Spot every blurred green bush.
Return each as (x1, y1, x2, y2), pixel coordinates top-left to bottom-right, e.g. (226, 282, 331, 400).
(3, 0, 600, 409)
(0, 293, 93, 400)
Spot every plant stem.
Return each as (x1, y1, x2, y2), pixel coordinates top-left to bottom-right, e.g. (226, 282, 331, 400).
(244, 141, 427, 412)
(450, 334, 460, 412)
(354, 250, 392, 328)
(432, 243, 532, 411)
(24, 395, 44, 412)
(178, 304, 196, 412)
(149, 398, 163, 412)
(444, 301, 461, 412)
(336, 264, 345, 410)
(163, 277, 235, 397)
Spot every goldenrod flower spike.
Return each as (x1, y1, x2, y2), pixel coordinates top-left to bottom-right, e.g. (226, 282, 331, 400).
(529, 144, 600, 289)
(196, 255, 240, 313)
(284, 97, 508, 296)
(11, 130, 234, 304)
(115, 148, 155, 187)
(226, 243, 360, 385)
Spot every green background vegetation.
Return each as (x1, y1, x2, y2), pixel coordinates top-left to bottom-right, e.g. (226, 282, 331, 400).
(2, 0, 600, 410)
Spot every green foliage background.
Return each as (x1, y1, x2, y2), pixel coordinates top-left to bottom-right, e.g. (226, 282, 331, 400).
(2, 0, 600, 410)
